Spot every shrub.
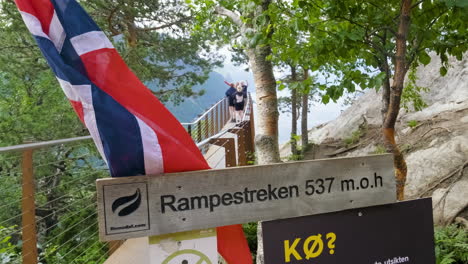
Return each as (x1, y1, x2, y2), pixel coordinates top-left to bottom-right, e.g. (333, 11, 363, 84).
(372, 145, 387, 154)
(243, 222, 258, 261)
(408, 120, 418, 128)
(287, 154, 304, 161)
(434, 225, 468, 264)
(343, 129, 362, 146)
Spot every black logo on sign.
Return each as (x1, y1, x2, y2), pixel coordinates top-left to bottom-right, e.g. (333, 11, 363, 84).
(112, 188, 141, 216)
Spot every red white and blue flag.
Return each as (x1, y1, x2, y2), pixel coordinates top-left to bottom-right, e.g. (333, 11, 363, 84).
(14, 0, 251, 263)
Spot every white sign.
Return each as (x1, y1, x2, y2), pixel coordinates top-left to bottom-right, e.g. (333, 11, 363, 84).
(149, 229, 217, 264)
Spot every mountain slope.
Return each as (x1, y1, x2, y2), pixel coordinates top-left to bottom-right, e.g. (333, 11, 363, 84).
(294, 54, 468, 225)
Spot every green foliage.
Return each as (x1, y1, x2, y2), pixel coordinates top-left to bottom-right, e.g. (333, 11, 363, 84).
(401, 143, 413, 153)
(246, 151, 257, 165)
(0, 0, 225, 259)
(372, 145, 387, 155)
(434, 225, 468, 264)
(242, 222, 258, 261)
(283, 0, 467, 105)
(343, 129, 362, 146)
(0, 3, 86, 146)
(402, 66, 430, 112)
(287, 153, 304, 161)
(408, 120, 419, 128)
(291, 134, 301, 143)
(301, 142, 315, 153)
(0, 226, 20, 264)
(0, 3, 112, 261)
(81, 0, 222, 103)
(278, 91, 316, 115)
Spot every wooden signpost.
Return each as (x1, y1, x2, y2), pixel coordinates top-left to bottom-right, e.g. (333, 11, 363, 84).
(96, 154, 396, 241)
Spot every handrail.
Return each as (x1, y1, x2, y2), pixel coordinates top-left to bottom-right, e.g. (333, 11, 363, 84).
(0, 94, 251, 154)
(242, 93, 252, 121)
(0, 136, 92, 154)
(181, 97, 227, 126)
(0, 93, 255, 264)
(196, 130, 230, 148)
(196, 93, 252, 149)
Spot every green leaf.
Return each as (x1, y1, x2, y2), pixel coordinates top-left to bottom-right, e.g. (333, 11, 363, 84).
(322, 94, 330, 104)
(250, 33, 262, 48)
(298, 0, 307, 8)
(440, 66, 448, 76)
(419, 51, 431, 66)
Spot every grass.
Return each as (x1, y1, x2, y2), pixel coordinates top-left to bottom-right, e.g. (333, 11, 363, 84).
(408, 120, 418, 128)
(401, 143, 413, 153)
(372, 144, 387, 154)
(343, 129, 362, 146)
(286, 154, 304, 161)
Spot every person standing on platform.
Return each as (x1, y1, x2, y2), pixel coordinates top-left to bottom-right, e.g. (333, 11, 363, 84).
(241, 80, 248, 96)
(224, 80, 237, 122)
(232, 83, 247, 125)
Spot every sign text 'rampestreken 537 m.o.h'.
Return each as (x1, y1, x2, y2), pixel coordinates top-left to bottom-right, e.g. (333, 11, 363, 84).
(96, 154, 396, 241)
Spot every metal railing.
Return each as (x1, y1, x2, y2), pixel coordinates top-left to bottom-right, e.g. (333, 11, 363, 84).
(0, 94, 255, 264)
(197, 93, 255, 168)
(181, 96, 230, 144)
(0, 138, 107, 264)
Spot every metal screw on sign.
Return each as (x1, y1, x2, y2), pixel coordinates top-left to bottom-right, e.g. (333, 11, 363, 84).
(161, 249, 212, 264)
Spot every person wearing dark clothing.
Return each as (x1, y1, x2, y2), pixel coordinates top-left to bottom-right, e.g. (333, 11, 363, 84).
(224, 81, 237, 122)
(232, 83, 247, 124)
(241, 80, 248, 96)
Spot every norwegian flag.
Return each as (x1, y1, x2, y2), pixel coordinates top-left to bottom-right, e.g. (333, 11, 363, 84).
(14, 0, 251, 263)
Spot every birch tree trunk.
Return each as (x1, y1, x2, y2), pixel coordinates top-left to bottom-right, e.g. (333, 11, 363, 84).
(214, 2, 280, 165)
(214, 4, 280, 264)
(290, 65, 298, 156)
(383, 0, 412, 200)
(247, 46, 281, 164)
(301, 69, 309, 150)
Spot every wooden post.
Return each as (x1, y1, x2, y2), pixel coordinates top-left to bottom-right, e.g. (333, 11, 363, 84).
(228, 128, 247, 166)
(187, 124, 192, 139)
(22, 149, 38, 264)
(249, 100, 256, 151)
(204, 116, 209, 139)
(209, 138, 237, 168)
(197, 122, 202, 143)
(242, 122, 255, 165)
(225, 99, 229, 124)
(210, 110, 215, 136)
(215, 105, 219, 134)
(108, 240, 125, 256)
(221, 100, 226, 126)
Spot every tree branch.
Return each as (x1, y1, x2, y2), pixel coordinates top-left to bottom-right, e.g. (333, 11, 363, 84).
(214, 6, 243, 28)
(107, 6, 121, 36)
(138, 17, 191, 32)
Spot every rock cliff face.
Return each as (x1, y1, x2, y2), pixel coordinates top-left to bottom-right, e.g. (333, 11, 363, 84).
(299, 54, 468, 225)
